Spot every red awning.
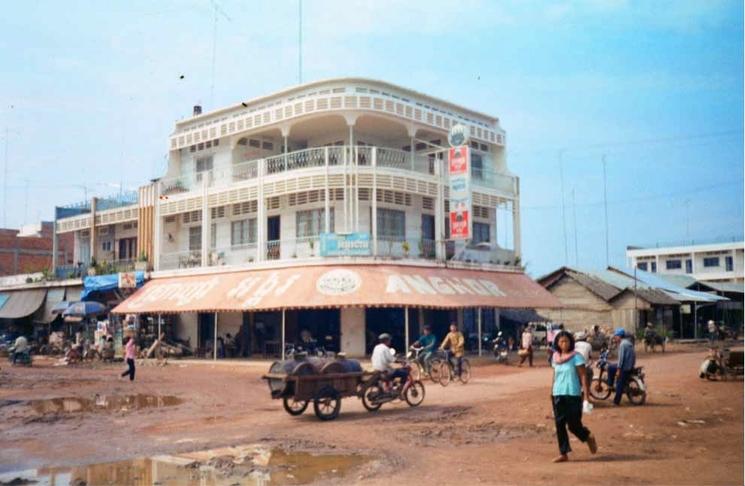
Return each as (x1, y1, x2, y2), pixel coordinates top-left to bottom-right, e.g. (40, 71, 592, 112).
(112, 263, 562, 314)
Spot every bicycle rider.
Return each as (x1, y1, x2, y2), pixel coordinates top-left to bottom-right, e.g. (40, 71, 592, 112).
(440, 323, 465, 377)
(411, 325, 437, 373)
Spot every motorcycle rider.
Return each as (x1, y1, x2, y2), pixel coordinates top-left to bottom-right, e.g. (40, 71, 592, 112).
(519, 324, 534, 367)
(371, 333, 409, 388)
(411, 325, 437, 373)
(574, 331, 593, 382)
(440, 323, 465, 377)
(606, 328, 636, 406)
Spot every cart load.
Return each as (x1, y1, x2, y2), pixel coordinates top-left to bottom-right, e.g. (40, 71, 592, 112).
(262, 355, 366, 420)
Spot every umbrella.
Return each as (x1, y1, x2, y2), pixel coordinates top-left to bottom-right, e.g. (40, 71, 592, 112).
(62, 301, 108, 318)
(51, 301, 73, 316)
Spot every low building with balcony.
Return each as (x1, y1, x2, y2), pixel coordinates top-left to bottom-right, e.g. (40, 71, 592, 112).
(57, 78, 558, 357)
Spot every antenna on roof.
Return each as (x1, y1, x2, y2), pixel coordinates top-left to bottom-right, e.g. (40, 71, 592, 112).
(298, 0, 303, 84)
(209, 0, 232, 108)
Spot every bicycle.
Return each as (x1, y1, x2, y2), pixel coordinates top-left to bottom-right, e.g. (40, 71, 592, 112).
(437, 351, 471, 386)
(407, 346, 443, 383)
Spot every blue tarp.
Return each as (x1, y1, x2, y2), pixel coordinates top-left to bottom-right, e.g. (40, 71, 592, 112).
(81, 272, 145, 300)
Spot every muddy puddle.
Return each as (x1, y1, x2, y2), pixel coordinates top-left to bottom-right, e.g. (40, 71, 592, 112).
(0, 444, 369, 485)
(1, 394, 182, 417)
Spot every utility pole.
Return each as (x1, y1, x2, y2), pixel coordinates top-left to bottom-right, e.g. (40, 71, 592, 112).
(558, 150, 568, 265)
(602, 154, 609, 268)
(684, 198, 691, 243)
(298, 0, 303, 84)
(209, 0, 231, 107)
(3, 127, 8, 227)
(572, 188, 579, 266)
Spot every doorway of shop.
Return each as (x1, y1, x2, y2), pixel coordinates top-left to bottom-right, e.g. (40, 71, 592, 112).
(289, 309, 341, 353)
(365, 307, 420, 355)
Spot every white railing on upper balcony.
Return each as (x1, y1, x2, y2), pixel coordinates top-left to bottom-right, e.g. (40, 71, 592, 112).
(159, 146, 503, 196)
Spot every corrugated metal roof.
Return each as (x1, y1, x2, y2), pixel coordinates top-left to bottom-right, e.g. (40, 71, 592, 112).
(566, 270, 622, 301)
(609, 268, 727, 303)
(698, 281, 744, 294)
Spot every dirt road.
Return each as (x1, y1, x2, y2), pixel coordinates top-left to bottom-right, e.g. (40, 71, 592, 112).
(0, 344, 742, 485)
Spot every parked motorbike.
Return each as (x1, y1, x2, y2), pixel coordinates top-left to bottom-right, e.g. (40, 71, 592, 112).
(492, 332, 509, 364)
(590, 349, 647, 405)
(284, 341, 328, 359)
(643, 329, 665, 353)
(361, 353, 425, 411)
(8, 346, 32, 367)
(700, 347, 744, 380)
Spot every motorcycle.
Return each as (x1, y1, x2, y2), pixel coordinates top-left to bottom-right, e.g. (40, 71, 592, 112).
(700, 347, 743, 380)
(284, 339, 330, 359)
(492, 332, 509, 364)
(361, 351, 425, 411)
(8, 346, 32, 367)
(590, 349, 647, 405)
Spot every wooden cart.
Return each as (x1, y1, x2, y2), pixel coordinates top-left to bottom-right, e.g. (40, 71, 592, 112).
(262, 370, 368, 420)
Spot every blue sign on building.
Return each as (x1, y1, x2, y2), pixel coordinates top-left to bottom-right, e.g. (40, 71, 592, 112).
(320, 232, 371, 257)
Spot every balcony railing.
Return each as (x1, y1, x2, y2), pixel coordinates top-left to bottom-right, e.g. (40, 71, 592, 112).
(158, 237, 457, 271)
(158, 146, 512, 196)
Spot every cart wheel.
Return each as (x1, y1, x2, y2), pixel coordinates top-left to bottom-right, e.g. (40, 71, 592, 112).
(313, 386, 341, 420)
(404, 380, 425, 407)
(282, 397, 309, 416)
(590, 378, 611, 401)
(362, 385, 383, 412)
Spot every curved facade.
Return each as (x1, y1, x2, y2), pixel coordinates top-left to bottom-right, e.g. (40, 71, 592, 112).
(156, 78, 520, 271)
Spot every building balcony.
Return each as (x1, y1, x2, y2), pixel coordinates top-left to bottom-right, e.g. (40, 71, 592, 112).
(158, 236, 517, 271)
(158, 146, 515, 197)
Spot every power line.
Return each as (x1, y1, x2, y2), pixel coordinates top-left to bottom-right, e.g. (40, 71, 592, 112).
(558, 150, 568, 264)
(522, 180, 741, 210)
(508, 129, 741, 158)
(298, 0, 303, 84)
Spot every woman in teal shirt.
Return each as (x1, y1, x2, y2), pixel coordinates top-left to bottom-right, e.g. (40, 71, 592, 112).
(551, 330, 598, 462)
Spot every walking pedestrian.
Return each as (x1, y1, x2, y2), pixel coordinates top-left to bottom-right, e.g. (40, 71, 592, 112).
(550, 330, 597, 462)
(519, 325, 534, 367)
(120, 336, 137, 382)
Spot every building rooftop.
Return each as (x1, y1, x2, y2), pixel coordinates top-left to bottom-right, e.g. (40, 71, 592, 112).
(176, 77, 500, 128)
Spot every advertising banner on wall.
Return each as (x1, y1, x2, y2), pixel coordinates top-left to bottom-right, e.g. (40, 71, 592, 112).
(448, 146, 471, 240)
(320, 232, 372, 257)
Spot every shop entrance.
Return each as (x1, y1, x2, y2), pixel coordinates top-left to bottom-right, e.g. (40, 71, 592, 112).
(364, 307, 420, 355)
(286, 309, 341, 353)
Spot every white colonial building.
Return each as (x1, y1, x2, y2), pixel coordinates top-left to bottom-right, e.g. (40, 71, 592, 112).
(627, 241, 744, 284)
(54, 78, 556, 357)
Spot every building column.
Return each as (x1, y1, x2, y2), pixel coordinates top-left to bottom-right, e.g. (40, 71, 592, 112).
(201, 178, 210, 267)
(343, 115, 357, 233)
(513, 178, 522, 261)
(435, 153, 445, 261)
(256, 159, 266, 262)
(324, 147, 330, 233)
(340, 307, 366, 357)
(372, 147, 378, 256)
(153, 183, 162, 270)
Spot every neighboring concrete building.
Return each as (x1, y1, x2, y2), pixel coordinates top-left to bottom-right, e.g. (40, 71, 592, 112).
(0, 222, 73, 277)
(626, 241, 744, 283)
(54, 78, 558, 357)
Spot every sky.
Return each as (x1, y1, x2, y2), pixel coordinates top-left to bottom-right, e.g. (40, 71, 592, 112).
(0, 0, 742, 277)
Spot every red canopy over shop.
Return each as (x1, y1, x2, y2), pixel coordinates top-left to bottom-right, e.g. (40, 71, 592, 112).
(112, 263, 561, 314)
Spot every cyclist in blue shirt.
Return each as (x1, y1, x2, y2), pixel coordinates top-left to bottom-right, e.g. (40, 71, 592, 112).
(412, 325, 437, 373)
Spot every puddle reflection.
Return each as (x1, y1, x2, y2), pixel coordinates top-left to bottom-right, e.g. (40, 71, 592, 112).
(0, 445, 368, 485)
